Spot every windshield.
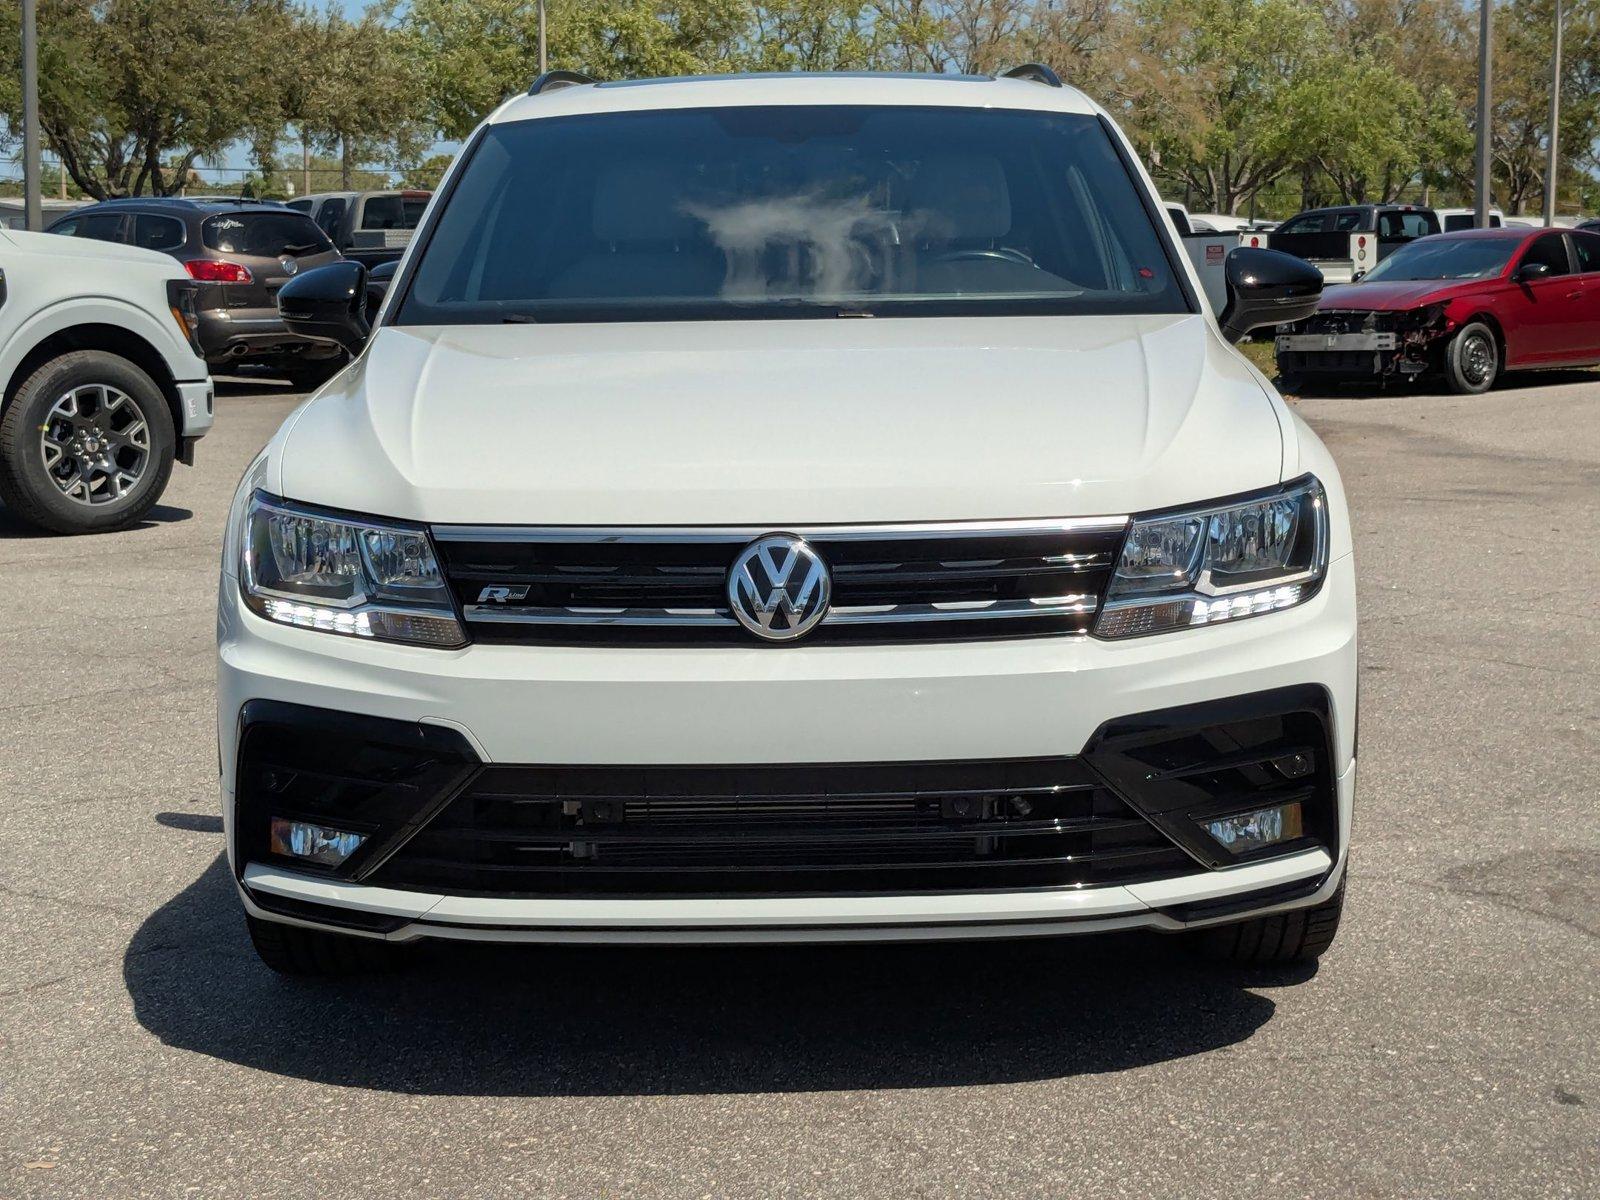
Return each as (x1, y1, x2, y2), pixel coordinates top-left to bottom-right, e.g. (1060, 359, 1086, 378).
(396, 106, 1190, 324)
(202, 212, 334, 258)
(1361, 236, 1516, 282)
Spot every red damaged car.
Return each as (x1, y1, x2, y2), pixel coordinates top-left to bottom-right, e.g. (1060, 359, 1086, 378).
(1274, 227, 1600, 393)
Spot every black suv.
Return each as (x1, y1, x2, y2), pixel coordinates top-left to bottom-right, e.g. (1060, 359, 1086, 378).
(48, 199, 346, 386)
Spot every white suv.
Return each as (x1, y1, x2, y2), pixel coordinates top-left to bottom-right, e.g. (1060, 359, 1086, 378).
(219, 69, 1354, 974)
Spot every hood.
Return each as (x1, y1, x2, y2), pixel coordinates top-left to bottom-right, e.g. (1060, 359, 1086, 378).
(3, 227, 184, 275)
(276, 315, 1287, 525)
(1321, 279, 1471, 311)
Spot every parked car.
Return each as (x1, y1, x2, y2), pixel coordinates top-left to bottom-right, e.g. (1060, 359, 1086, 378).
(226, 68, 1352, 976)
(1434, 207, 1504, 232)
(47, 198, 346, 387)
(1274, 226, 1600, 393)
(1260, 203, 1440, 283)
(286, 190, 431, 268)
(0, 226, 213, 533)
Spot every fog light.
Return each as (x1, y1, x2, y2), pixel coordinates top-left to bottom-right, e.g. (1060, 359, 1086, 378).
(269, 817, 366, 867)
(1204, 801, 1303, 854)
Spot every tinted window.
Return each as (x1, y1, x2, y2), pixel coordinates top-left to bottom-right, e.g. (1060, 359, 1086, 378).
(133, 214, 185, 252)
(56, 213, 125, 243)
(1332, 210, 1365, 232)
(1572, 231, 1600, 273)
(359, 195, 428, 230)
(201, 212, 334, 257)
(315, 198, 347, 237)
(1275, 213, 1328, 235)
(400, 106, 1190, 324)
(285, 199, 312, 213)
(1362, 236, 1517, 281)
(1520, 233, 1571, 276)
(1376, 211, 1431, 238)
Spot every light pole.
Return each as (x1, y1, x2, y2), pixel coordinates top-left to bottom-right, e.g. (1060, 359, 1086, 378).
(1544, 0, 1563, 226)
(1475, 0, 1493, 227)
(538, 0, 547, 73)
(22, 0, 42, 230)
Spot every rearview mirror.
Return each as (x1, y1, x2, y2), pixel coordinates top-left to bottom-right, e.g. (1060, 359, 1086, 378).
(1513, 260, 1552, 283)
(1218, 248, 1324, 344)
(278, 261, 370, 356)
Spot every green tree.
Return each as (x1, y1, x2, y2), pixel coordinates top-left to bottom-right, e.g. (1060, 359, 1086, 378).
(290, 4, 430, 190)
(401, 0, 749, 141)
(1123, 0, 1334, 213)
(1, 0, 292, 198)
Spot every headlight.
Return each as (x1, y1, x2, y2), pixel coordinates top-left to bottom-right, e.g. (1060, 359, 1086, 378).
(239, 492, 466, 647)
(1095, 476, 1328, 639)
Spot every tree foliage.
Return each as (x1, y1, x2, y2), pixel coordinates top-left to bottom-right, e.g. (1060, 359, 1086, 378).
(1, 0, 1593, 215)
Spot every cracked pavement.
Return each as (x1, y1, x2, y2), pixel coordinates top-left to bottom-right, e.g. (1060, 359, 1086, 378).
(1, 374, 1596, 1198)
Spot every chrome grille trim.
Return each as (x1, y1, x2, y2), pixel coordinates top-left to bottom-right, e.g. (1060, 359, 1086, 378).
(462, 595, 1102, 629)
(432, 516, 1129, 544)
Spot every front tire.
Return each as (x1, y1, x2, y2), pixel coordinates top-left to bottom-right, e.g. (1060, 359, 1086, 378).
(1193, 880, 1345, 966)
(0, 350, 176, 535)
(1444, 321, 1499, 394)
(246, 914, 395, 976)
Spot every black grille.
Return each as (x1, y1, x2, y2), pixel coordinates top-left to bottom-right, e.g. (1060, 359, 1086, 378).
(432, 521, 1126, 645)
(366, 758, 1193, 896)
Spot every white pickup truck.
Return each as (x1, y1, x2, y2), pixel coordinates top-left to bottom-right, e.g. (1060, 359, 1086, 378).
(0, 228, 214, 534)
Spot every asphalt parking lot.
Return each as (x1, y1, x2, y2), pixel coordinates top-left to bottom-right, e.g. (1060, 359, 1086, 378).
(1, 374, 1596, 1199)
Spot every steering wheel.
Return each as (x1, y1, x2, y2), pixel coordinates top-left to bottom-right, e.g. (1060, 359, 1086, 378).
(929, 247, 1041, 268)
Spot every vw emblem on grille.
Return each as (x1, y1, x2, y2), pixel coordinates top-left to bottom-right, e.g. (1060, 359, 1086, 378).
(727, 534, 831, 642)
(280, 256, 299, 275)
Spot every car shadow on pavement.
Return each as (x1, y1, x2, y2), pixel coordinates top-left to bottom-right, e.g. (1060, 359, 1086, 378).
(125, 854, 1305, 1097)
(0, 502, 193, 538)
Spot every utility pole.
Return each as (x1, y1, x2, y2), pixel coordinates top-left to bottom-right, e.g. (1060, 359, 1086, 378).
(1475, 0, 1493, 227)
(538, 0, 548, 73)
(22, 0, 42, 231)
(1544, 0, 1563, 226)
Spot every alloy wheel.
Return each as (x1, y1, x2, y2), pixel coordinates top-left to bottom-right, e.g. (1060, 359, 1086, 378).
(38, 383, 151, 506)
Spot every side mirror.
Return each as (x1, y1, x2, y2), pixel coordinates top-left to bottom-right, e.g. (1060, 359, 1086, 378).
(278, 261, 369, 356)
(1513, 260, 1551, 283)
(365, 259, 399, 324)
(1218, 247, 1324, 344)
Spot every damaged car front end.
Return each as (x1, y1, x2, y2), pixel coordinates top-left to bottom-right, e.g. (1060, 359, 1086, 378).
(1275, 304, 1451, 384)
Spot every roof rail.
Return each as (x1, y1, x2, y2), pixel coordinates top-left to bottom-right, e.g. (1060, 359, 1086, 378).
(1001, 63, 1063, 88)
(528, 70, 597, 96)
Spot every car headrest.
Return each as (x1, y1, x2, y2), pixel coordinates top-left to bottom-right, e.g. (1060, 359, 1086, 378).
(906, 154, 1011, 242)
(592, 162, 701, 244)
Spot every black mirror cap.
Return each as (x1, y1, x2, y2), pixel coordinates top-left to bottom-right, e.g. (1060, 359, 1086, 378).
(1218, 247, 1324, 344)
(278, 261, 370, 356)
(1514, 260, 1552, 283)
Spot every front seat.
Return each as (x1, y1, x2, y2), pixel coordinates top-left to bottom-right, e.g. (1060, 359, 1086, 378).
(905, 154, 1040, 294)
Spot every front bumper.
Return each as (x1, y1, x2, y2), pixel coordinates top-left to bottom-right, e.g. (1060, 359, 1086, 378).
(218, 554, 1357, 944)
(175, 379, 214, 439)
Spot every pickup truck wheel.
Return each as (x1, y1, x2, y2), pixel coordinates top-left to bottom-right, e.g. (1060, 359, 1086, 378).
(1444, 322, 1499, 394)
(0, 350, 176, 535)
(1191, 879, 1345, 967)
(246, 914, 396, 976)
